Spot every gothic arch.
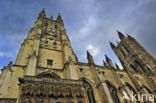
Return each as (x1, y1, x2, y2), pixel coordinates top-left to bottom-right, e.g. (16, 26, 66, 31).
(125, 82, 137, 94)
(125, 82, 141, 103)
(130, 64, 138, 72)
(142, 85, 152, 94)
(105, 80, 120, 103)
(79, 78, 96, 103)
(36, 71, 61, 79)
(79, 78, 94, 88)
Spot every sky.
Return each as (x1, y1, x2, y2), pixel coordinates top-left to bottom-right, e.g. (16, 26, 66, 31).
(0, 0, 156, 69)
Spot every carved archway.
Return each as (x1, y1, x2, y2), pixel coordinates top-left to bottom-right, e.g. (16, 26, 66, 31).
(36, 71, 61, 79)
(80, 78, 96, 103)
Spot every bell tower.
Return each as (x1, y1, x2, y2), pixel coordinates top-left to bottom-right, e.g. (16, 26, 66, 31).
(110, 31, 156, 75)
(15, 8, 77, 76)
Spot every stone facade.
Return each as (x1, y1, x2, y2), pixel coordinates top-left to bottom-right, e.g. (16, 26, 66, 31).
(0, 9, 156, 103)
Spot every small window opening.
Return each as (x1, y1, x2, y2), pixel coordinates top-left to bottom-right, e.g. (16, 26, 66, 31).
(45, 23, 48, 26)
(123, 45, 130, 53)
(47, 59, 53, 65)
(79, 68, 83, 72)
(45, 40, 48, 44)
(53, 42, 57, 45)
(55, 25, 57, 29)
(50, 37, 53, 40)
(54, 35, 57, 37)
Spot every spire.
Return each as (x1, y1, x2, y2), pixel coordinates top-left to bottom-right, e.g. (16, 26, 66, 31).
(105, 54, 111, 63)
(50, 16, 53, 21)
(57, 13, 62, 19)
(105, 54, 114, 68)
(115, 63, 120, 70)
(38, 8, 46, 18)
(117, 30, 125, 40)
(110, 41, 116, 49)
(57, 13, 63, 24)
(103, 60, 107, 67)
(87, 51, 94, 65)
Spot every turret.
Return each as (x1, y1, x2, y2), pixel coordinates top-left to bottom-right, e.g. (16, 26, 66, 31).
(115, 63, 120, 70)
(50, 16, 53, 21)
(38, 8, 46, 19)
(117, 30, 125, 40)
(57, 13, 64, 25)
(87, 51, 94, 65)
(105, 54, 114, 68)
(110, 41, 116, 49)
(103, 60, 107, 67)
(1, 61, 12, 71)
(7, 61, 12, 70)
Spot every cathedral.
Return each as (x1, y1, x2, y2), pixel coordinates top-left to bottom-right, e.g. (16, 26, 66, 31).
(0, 9, 156, 103)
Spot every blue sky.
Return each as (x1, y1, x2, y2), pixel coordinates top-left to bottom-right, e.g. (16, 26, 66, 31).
(0, 0, 156, 69)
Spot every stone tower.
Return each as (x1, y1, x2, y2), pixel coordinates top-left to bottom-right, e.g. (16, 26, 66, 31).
(110, 31, 156, 75)
(0, 9, 156, 103)
(15, 8, 77, 73)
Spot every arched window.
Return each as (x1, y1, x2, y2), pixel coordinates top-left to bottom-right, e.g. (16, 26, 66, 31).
(126, 83, 140, 103)
(82, 79, 96, 103)
(106, 81, 120, 103)
(125, 83, 136, 94)
(123, 44, 130, 53)
(134, 60, 147, 72)
(120, 48, 126, 57)
(130, 64, 138, 72)
(143, 85, 152, 94)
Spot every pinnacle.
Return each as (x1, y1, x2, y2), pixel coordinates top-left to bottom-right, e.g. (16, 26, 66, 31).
(116, 30, 125, 39)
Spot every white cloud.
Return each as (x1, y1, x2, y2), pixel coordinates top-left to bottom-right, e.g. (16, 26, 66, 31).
(87, 44, 100, 57)
(79, 16, 96, 36)
(0, 52, 5, 57)
(0, 51, 14, 59)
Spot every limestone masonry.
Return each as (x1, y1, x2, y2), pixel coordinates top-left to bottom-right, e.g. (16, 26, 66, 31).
(0, 9, 156, 103)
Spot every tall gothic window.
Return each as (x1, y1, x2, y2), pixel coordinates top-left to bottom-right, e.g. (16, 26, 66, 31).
(123, 45, 130, 53)
(143, 85, 152, 94)
(82, 79, 96, 103)
(125, 83, 136, 94)
(120, 48, 126, 57)
(130, 64, 138, 72)
(134, 60, 146, 72)
(106, 81, 120, 103)
(126, 83, 140, 103)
